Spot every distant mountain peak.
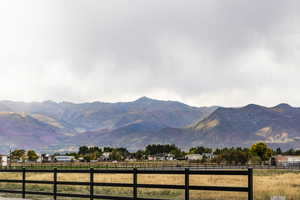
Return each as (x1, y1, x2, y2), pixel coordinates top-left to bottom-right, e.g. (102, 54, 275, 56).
(275, 103, 293, 109)
(134, 96, 156, 103)
(242, 104, 266, 110)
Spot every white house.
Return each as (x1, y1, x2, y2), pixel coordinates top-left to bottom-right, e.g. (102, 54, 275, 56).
(148, 153, 175, 161)
(41, 154, 52, 162)
(0, 155, 8, 167)
(99, 152, 111, 161)
(185, 154, 203, 161)
(272, 155, 300, 166)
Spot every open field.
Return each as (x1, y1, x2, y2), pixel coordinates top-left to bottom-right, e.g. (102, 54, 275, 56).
(0, 169, 298, 200)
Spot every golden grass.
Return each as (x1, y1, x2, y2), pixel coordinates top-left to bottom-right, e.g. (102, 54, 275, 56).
(194, 119, 219, 131)
(0, 170, 299, 199)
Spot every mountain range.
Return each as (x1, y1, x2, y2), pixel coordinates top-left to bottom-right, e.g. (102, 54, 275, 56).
(0, 97, 300, 152)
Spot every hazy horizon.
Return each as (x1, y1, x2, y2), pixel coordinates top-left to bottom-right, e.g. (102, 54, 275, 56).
(0, 96, 296, 109)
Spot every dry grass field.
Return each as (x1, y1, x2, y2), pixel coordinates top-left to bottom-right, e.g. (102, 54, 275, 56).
(0, 169, 299, 200)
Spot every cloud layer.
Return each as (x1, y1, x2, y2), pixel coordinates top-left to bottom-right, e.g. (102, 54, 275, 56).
(0, 0, 299, 106)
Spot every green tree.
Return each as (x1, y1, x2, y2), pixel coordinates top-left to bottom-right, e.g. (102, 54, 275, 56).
(110, 149, 123, 161)
(11, 149, 26, 162)
(27, 150, 39, 161)
(275, 148, 282, 155)
(103, 147, 114, 152)
(145, 144, 182, 157)
(189, 146, 212, 154)
(78, 146, 89, 155)
(134, 150, 145, 160)
(170, 148, 185, 159)
(249, 142, 272, 163)
(83, 152, 98, 162)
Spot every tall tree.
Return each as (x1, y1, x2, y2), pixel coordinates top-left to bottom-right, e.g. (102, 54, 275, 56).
(27, 150, 39, 161)
(250, 142, 272, 163)
(11, 149, 26, 161)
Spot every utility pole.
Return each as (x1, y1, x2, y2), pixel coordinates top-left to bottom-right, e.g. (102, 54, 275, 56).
(9, 146, 12, 169)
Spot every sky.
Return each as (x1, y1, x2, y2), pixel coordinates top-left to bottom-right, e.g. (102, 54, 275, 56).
(0, 0, 299, 107)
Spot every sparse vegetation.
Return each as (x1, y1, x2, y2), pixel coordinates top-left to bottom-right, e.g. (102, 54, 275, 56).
(8, 142, 300, 166)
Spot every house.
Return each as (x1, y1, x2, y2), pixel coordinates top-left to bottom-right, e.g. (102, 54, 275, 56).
(41, 154, 52, 162)
(185, 154, 203, 161)
(0, 155, 8, 167)
(271, 155, 300, 167)
(148, 153, 175, 161)
(54, 156, 75, 162)
(147, 155, 157, 161)
(99, 152, 111, 161)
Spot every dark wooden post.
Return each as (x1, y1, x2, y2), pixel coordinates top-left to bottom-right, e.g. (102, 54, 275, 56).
(90, 168, 94, 200)
(22, 167, 26, 199)
(53, 168, 57, 200)
(185, 168, 189, 200)
(133, 168, 138, 200)
(248, 168, 253, 200)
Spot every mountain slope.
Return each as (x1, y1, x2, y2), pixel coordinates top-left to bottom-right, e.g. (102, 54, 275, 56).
(189, 103, 300, 148)
(0, 97, 216, 132)
(74, 103, 300, 151)
(2, 98, 300, 152)
(0, 112, 64, 152)
(0, 97, 216, 152)
(72, 121, 190, 151)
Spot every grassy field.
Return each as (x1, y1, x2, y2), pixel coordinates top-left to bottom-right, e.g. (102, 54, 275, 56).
(0, 169, 298, 200)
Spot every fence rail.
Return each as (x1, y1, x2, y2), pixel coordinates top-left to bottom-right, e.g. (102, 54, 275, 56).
(0, 168, 253, 200)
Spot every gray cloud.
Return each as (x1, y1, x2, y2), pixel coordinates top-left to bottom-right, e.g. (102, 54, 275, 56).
(0, 0, 299, 106)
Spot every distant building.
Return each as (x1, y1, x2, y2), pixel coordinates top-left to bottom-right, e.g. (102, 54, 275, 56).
(272, 155, 300, 167)
(99, 152, 111, 161)
(148, 153, 175, 161)
(54, 156, 75, 162)
(0, 155, 8, 167)
(185, 154, 203, 161)
(147, 155, 157, 161)
(41, 154, 52, 162)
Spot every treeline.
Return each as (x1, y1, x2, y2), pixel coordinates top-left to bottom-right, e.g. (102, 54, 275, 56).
(9, 142, 298, 164)
(67, 144, 184, 161)
(10, 149, 39, 162)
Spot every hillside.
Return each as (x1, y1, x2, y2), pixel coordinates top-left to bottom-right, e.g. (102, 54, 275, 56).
(0, 97, 215, 132)
(74, 103, 300, 151)
(0, 97, 216, 152)
(1, 98, 300, 152)
(188, 103, 300, 149)
(0, 112, 64, 152)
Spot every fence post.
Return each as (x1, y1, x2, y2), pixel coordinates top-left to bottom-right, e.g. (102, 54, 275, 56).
(90, 168, 94, 200)
(248, 168, 253, 200)
(53, 168, 57, 200)
(185, 168, 189, 200)
(22, 167, 26, 199)
(133, 168, 138, 200)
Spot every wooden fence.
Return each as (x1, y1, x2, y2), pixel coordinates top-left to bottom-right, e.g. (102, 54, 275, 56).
(0, 168, 253, 200)
(8, 161, 300, 170)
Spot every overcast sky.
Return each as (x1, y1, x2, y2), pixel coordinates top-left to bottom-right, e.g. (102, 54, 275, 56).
(0, 0, 299, 107)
